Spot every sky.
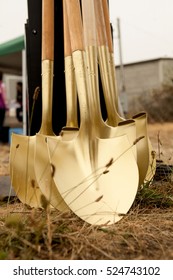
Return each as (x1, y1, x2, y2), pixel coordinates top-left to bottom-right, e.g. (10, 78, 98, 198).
(0, 0, 27, 43)
(0, 0, 173, 64)
(109, 0, 173, 63)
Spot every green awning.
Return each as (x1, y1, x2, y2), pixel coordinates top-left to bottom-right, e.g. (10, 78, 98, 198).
(0, 36, 25, 57)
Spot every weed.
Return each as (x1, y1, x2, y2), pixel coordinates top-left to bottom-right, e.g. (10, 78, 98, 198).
(134, 181, 173, 209)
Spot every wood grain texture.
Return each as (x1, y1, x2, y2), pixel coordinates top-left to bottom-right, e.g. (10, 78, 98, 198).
(65, 0, 84, 52)
(94, 0, 107, 46)
(42, 0, 54, 60)
(63, 0, 71, 57)
(82, 0, 96, 47)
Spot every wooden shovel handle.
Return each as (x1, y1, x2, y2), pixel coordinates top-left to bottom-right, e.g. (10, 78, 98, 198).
(42, 0, 54, 60)
(94, 0, 107, 46)
(63, 0, 72, 57)
(102, 0, 113, 53)
(65, 0, 83, 52)
(81, 0, 96, 47)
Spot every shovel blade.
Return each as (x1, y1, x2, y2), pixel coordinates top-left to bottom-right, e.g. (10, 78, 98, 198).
(47, 134, 139, 226)
(10, 134, 43, 208)
(34, 134, 69, 211)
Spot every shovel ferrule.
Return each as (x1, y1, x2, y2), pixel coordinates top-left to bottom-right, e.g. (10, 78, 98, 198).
(85, 46, 102, 128)
(100, 0, 120, 114)
(39, 59, 54, 135)
(65, 56, 78, 128)
(98, 45, 120, 126)
(109, 53, 120, 112)
(72, 50, 91, 127)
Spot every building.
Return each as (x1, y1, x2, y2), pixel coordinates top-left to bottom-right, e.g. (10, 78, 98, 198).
(115, 57, 173, 114)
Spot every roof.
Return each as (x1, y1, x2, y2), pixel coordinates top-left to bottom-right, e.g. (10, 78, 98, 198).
(116, 57, 173, 68)
(0, 36, 25, 74)
(0, 36, 25, 57)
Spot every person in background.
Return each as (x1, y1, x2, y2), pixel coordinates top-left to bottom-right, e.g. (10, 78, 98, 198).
(16, 81, 23, 122)
(0, 71, 7, 133)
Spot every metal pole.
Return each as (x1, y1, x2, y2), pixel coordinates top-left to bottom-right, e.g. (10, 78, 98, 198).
(117, 18, 125, 91)
(117, 18, 128, 114)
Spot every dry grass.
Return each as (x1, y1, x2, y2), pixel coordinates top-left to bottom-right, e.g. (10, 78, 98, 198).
(0, 123, 173, 260)
(0, 144, 9, 176)
(129, 85, 173, 124)
(0, 192, 173, 260)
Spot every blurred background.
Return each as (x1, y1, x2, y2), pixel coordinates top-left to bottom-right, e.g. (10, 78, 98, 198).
(0, 0, 173, 144)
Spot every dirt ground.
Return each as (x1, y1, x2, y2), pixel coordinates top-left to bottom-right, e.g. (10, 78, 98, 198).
(0, 122, 173, 260)
(0, 144, 9, 176)
(148, 122, 173, 164)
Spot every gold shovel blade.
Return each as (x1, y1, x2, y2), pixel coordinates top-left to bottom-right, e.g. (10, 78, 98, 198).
(10, 134, 43, 207)
(47, 133, 139, 226)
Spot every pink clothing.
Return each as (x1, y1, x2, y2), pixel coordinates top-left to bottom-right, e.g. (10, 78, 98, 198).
(0, 81, 6, 109)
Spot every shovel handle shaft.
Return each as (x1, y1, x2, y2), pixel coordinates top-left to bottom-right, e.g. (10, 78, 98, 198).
(94, 0, 107, 46)
(63, 0, 78, 128)
(102, 0, 119, 113)
(40, 0, 54, 134)
(65, 0, 91, 125)
(95, 0, 120, 124)
(63, 0, 72, 57)
(102, 0, 113, 53)
(42, 0, 54, 60)
(65, 0, 84, 52)
(82, 0, 96, 47)
(81, 0, 103, 122)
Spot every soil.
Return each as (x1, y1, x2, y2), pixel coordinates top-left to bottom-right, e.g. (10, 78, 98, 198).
(148, 122, 173, 164)
(0, 144, 10, 176)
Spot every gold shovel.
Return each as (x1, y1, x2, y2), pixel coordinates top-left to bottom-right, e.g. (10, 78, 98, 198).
(10, 0, 65, 209)
(34, 0, 79, 211)
(82, 0, 138, 176)
(47, 0, 139, 226)
(99, 0, 156, 186)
